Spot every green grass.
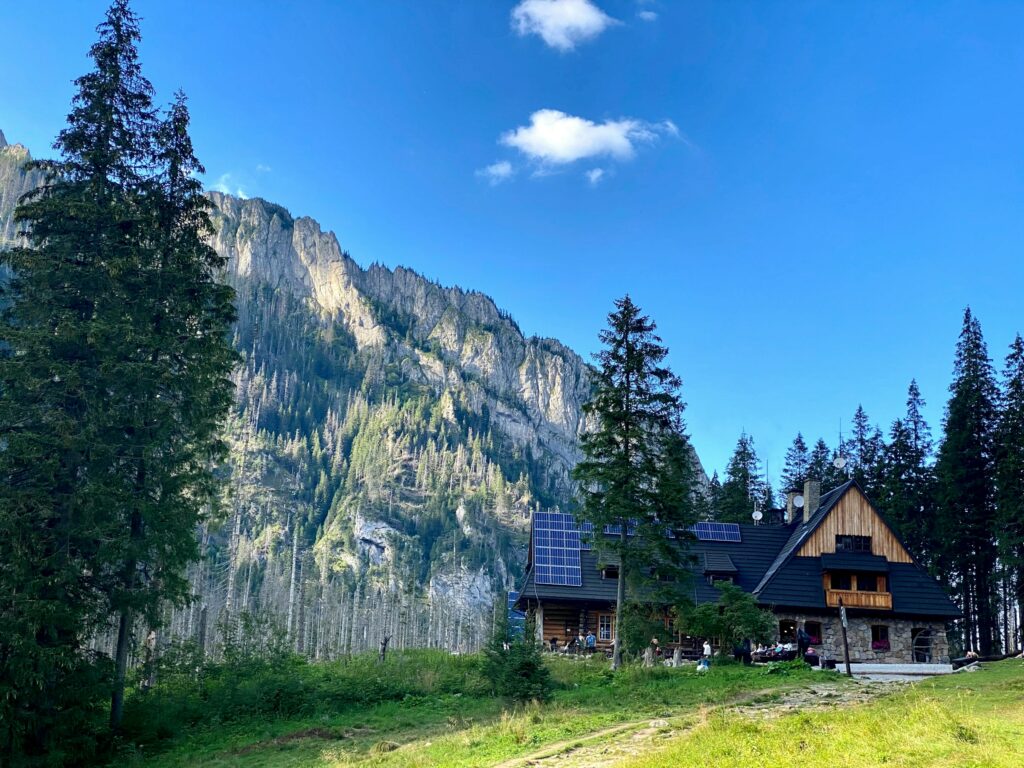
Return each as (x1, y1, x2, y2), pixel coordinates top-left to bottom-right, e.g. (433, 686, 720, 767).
(618, 660, 1024, 768)
(126, 654, 827, 767)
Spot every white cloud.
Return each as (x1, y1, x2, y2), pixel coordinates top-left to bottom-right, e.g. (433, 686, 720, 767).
(255, 163, 272, 173)
(638, 10, 658, 21)
(475, 160, 515, 185)
(511, 0, 617, 51)
(212, 172, 248, 199)
(500, 109, 678, 166)
(585, 168, 605, 185)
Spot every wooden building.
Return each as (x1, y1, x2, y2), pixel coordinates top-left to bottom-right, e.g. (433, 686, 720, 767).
(515, 480, 960, 664)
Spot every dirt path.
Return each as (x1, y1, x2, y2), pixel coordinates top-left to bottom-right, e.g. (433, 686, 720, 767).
(493, 678, 911, 768)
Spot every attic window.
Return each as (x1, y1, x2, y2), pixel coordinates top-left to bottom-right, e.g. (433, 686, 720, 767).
(836, 535, 872, 553)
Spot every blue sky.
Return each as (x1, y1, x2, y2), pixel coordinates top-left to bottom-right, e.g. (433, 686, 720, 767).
(2, 1, 1023, 487)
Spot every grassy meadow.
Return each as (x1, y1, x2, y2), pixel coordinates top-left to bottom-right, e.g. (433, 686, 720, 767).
(120, 651, 1024, 768)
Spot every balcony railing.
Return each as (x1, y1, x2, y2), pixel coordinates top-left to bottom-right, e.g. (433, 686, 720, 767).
(825, 589, 892, 610)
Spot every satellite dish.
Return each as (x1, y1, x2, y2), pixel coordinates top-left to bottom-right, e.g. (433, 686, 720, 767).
(752, 510, 763, 521)
(833, 456, 847, 470)
(794, 495, 804, 509)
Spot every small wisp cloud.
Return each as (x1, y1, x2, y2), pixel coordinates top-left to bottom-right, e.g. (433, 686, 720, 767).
(213, 172, 248, 199)
(511, 0, 617, 52)
(475, 160, 515, 185)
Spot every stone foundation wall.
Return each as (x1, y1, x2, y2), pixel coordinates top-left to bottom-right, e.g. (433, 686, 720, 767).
(773, 612, 949, 664)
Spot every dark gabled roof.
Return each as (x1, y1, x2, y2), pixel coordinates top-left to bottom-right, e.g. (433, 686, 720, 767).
(754, 557, 962, 618)
(517, 523, 791, 607)
(888, 563, 962, 617)
(517, 479, 961, 620)
(703, 552, 738, 574)
(820, 552, 890, 572)
(752, 480, 854, 596)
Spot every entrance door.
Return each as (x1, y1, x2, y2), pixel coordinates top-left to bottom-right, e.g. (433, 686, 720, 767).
(911, 628, 933, 663)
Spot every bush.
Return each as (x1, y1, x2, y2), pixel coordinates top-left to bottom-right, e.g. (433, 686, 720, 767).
(482, 615, 552, 703)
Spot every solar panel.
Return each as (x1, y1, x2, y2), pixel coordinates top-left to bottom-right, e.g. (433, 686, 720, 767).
(690, 521, 742, 542)
(579, 520, 594, 551)
(603, 519, 637, 536)
(533, 510, 582, 586)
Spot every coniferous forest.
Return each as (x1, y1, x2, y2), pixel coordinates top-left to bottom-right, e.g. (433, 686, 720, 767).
(711, 312, 1024, 657)
(1, 2, 1023, 766)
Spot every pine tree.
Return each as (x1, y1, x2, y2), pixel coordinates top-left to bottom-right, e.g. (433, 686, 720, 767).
(807, 438, 833, 486)
(104, 92, 238, 728)
(0, 0, 159, 756)
(573, 296, 697, 670)
(781, 432, 810, 493)
(848, 405, 886, 497)
(996, 335, 1024, 650)
(0, 1, 238, 745)
(717, 432, 765, 522)
(936, 308, 1000, 654)
(879, 381, 937, 567)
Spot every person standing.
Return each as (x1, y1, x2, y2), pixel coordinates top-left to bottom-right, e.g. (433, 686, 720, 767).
(703, 639, 712, 663)
(585, 630, 596, 656)
(797, 626, 811, 659)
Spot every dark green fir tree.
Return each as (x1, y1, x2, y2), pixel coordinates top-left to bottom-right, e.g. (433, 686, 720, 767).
(935, 308, 1000, 654)
(780, 432, 810, 493)
(573, 296, 697, 670)
(995, 335, 1024, 649)
(879, 381, 937, 567)
(717, 432, 766, 523)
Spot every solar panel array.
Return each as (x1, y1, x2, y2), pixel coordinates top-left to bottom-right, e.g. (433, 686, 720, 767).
(579, 520, 594, 551)
(603, 520, 637, 536)
(689, 521, 742, 542)
(533, 511, 583, 586)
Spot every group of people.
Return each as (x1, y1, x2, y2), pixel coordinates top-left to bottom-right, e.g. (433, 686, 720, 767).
(549, 630, 598, 655)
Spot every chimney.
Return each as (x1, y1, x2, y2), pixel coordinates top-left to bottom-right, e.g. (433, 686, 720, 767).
(803, 480, 821, 524)
(785, 491, 798, 524)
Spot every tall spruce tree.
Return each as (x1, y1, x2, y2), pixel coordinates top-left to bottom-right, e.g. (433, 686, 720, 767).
(105, 93, 237, 728)
(847, 405, 885, 498)
(879, 381, 937, 567)
(996, 335, 1024, 650)
(0, 0, 237, 748)
(0, 0, 159, 757)
(573, 296, 696, 670)
(717, 432, 767, 522)
(936, 308, 1000, 653)
(781, 432, 810, 493)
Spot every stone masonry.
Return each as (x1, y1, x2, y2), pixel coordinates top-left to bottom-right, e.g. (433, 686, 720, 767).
(774, 612, 950, 664)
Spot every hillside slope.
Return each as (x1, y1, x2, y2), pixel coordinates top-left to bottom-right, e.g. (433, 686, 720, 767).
(0, 135, 706, 655)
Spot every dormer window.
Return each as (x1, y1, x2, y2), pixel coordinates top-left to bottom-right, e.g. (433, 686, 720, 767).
(835, 534, 871, 553)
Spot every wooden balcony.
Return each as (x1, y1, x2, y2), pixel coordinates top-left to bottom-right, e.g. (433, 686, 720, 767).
(825, 589, 892, 610)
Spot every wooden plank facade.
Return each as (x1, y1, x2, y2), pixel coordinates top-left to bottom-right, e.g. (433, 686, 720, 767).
(796, 486, 912, 562)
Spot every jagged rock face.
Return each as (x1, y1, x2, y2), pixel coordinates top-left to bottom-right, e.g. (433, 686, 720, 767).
(208, 191, 595, 493)
(0, 141, 44, 247)
(0, 135, 708, 651)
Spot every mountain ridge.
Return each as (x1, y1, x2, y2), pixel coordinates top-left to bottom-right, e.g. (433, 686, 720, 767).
(0, 134, 706, 655)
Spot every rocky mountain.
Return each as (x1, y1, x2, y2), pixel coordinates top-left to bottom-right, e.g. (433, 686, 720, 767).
(0, 135, 705, 656)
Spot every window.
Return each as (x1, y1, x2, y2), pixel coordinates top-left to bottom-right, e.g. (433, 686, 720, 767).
(602, 565, 619, 579)
(779, 619, 797, 643)
(804, 621, 823, 645)
(857, 573, 879, 592)
(871, 625, 890, 652)
(598, 614, 613, 642)
(835, 535, 872, 553)
(830, 572, 853, 590)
